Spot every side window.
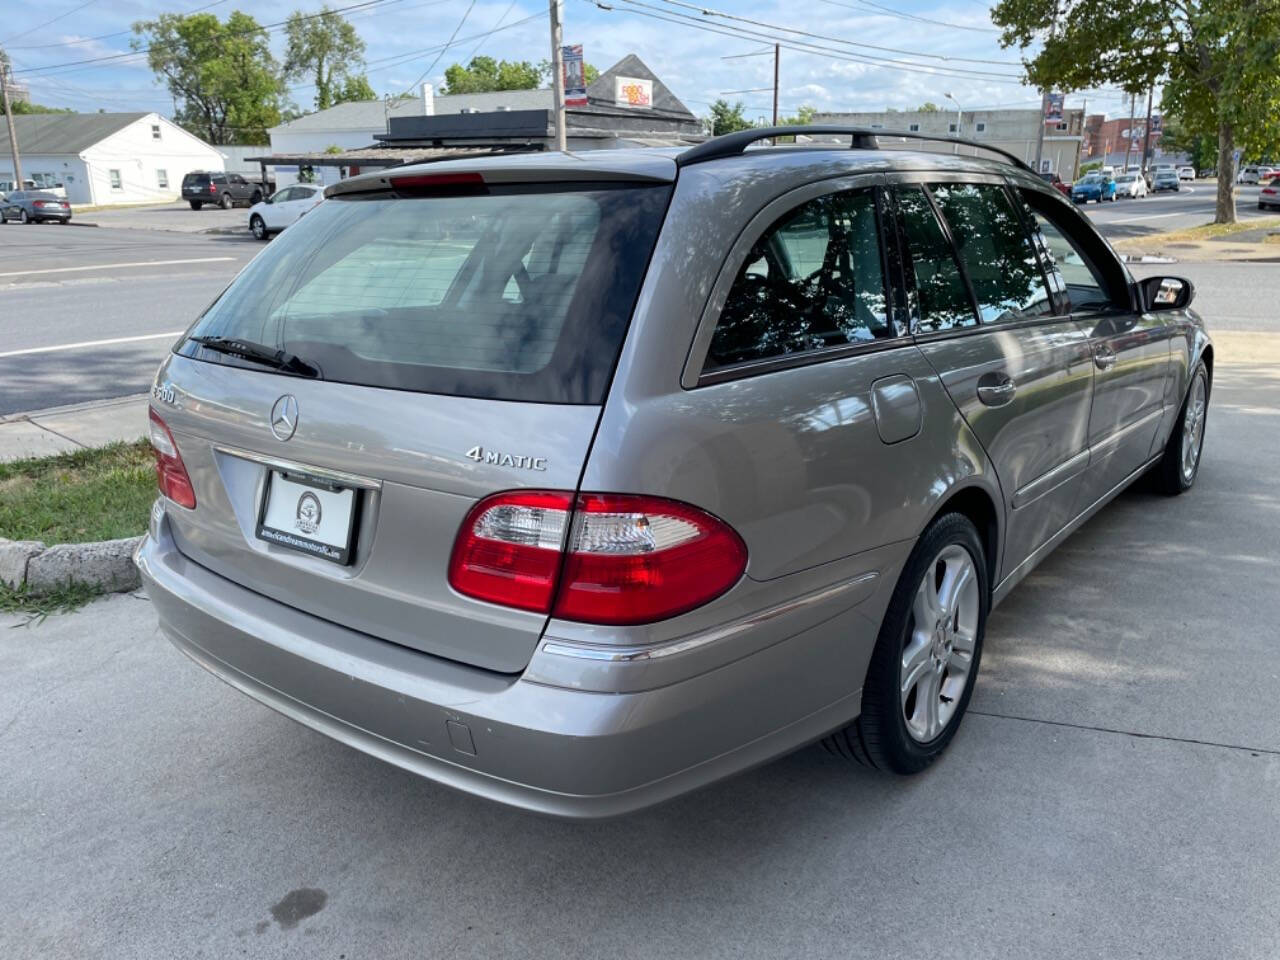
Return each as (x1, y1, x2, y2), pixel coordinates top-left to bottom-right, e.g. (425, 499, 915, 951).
(894, 186, 976, 333)
(274, 187, 296, 202)
(1016, 188, 1121, 314)
(705, 188, 894, 370)
(928, 182, 1052, 323)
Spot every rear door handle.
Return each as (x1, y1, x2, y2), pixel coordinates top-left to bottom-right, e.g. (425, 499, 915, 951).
(1094, 344, 1117, 370)
(977, 374, 1017, 407)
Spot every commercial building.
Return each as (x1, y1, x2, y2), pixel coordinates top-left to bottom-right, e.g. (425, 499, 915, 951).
(810, 107, 1086, 177)
(258, 54, 702, 188)
(1082, 114, 1166, 169)
(0, 112, 225, 205)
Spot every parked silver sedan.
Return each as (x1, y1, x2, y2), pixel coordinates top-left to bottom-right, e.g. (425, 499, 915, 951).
(136, 129, 1213, 817)
(0, 190, 72, 224)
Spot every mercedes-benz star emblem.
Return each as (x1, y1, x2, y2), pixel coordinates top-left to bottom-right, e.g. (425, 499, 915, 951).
(270, 395, 298, 441)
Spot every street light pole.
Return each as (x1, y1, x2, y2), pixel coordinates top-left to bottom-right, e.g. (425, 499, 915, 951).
(548, 0, 566, 152)
(945, 93, 962, 154)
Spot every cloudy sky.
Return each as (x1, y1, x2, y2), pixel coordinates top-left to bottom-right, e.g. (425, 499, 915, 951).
(3, 0, 1140, 123)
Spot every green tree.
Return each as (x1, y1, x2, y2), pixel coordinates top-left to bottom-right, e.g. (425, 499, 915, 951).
(917, 101, 942, 112)
(708, 99, 754, 136)
(782, 104, 818, 125)
(132, 12, 286, 144)
(991, 0, 1280, 223)
(1159, 114, 1218, 174)
(441, 56, 541, 94)
(284, 5, 373, 110)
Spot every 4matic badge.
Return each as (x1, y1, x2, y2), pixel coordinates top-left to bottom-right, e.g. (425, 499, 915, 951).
(465, 446, 547, 471)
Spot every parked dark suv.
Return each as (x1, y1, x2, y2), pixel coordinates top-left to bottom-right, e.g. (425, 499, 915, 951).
(182, 172, 263, 210)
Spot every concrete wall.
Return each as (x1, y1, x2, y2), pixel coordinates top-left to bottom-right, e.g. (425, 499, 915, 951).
(81, 114, 225, 205)
(811, 108, 1085, 178)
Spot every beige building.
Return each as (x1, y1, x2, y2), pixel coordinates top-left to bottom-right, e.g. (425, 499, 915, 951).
(810, 107, 1085, 178)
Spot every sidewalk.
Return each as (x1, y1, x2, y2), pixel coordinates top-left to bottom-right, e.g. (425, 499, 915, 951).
(0, 394, 149, 462)
(1112, 218, 1280, 262)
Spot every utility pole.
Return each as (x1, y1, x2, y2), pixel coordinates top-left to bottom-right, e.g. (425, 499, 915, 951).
(1141, 86, 1154, 174)
(0, 56, 22, 188)
(1033, 2, 1059, 174)
(548, 0, 566, 152)
(1123, 91, 1136, 172)
(1076, 95, 1086, 180)
(772, 44, 779, 126)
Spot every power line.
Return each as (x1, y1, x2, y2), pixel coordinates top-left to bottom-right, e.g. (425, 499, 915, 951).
(815, 0, 1002, 35)
(466, 0, 519, 61)
(588, 1, 1027, 83)
(0, 0, 105, 47)
(11, 0, 405, 76)
(401, 0, 476, 94)
(4, 0, 231, 51)
(648, 0, 1022, 66)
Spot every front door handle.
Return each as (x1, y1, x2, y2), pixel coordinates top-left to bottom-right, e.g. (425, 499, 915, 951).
(1094, 344, 1117, 370)
(977, 373, 1017, 407)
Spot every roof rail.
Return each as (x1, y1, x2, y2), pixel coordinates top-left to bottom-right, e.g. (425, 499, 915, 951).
(675, 125, 1035, 174)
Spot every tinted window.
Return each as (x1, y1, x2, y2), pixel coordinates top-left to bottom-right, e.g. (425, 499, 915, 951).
(178, 184, 671, 405)
(272, 187, 297, 202)
(184, 174, 211, 186)
(706, 188, 894, 369)
(894, 186, 977, 333)
(929, 182, 1052, 323)
(212, 175, 227, 184)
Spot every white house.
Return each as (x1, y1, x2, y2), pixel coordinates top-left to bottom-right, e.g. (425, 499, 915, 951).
(0, 112, 226, 205)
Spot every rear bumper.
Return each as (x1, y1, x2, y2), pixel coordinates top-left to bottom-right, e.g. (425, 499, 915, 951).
(136, 516, 871, 819)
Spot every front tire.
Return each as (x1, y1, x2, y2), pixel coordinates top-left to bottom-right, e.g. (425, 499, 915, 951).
(250, 214, 267, 240)
(1155, 361, 1209, 495)
(824, 512, 988, 774)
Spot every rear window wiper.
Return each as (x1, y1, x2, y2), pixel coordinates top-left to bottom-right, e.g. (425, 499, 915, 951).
(187, 336, 321, 378)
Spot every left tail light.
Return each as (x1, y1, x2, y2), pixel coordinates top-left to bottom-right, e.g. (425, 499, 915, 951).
(148, 408, 196, 508)
(448, 491, 748, 625)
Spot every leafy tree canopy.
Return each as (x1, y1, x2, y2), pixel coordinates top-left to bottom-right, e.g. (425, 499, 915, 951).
(708, 98, 754, 135)
(284, 6, 373, 110)
(440, 56, 599, 95)
(917, 101, 942, 112)
(991, 0, 1280, 222)
(132, 12, 286, 144)
(782, 104, 818, 125)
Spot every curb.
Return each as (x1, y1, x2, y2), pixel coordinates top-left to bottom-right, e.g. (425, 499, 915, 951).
(0, 535, 143, 595)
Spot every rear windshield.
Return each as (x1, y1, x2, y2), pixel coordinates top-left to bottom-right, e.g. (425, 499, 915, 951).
(184, 174, 211, 185)
(178, 183, 671, 404)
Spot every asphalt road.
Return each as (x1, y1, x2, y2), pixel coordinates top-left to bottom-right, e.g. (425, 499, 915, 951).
(0, 224, 258, 415)
(1080, 179, 1277, 237)
(3, 336, 1277, 958)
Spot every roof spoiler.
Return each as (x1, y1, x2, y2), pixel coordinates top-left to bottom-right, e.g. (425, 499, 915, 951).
(676, 125, 1035, 174)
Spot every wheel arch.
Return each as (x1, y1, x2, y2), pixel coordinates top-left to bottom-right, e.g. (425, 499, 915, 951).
(921, 481, 1002, 595)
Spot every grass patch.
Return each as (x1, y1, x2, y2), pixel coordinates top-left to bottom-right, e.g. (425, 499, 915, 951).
(1118, 216, 1280, 247)
(0, 581, 104, 622)
(0, 440, 155, 544)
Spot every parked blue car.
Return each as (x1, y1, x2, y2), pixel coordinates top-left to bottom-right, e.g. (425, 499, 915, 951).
(1071, 174, 1117, 203)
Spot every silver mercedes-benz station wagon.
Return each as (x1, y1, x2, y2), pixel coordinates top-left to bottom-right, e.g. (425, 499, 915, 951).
(136, 127, 1212, 818)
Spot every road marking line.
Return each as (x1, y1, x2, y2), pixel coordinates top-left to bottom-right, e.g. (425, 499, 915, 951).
(0, 256, 235, 279)
(0, 331, 184, 358)
(1104, 211, 1192, 225)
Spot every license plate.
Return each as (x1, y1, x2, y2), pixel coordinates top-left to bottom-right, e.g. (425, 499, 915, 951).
(256, 471, 357, 565)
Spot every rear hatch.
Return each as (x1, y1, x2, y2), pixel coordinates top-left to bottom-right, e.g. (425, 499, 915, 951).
(155, 162, 673, 673)
(182, 173, 212, 197)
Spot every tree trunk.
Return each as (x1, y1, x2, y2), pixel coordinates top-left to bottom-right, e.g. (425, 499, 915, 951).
(1215, 120, 1236, 224)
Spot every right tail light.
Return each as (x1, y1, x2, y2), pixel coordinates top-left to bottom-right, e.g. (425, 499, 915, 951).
(448, 491, 747, 626)
(148, 408, 196, 509)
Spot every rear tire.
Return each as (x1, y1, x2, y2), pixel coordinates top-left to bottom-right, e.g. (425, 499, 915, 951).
(18, 209, 29, 223)
(1155, 361, 1209, 495)
(219, 193, 232, 210)
(824, 512, 988, 774)
(189, 200, 202, 210)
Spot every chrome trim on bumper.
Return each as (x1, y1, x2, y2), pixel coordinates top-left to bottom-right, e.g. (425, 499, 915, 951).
(213, 444, 383, 489)
(540, 571, 879, 663)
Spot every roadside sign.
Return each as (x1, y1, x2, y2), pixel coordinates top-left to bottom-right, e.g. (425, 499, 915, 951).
(562, 45, 587, 107)
(615, 77, 653, 108)
(1044, 92, 1064, 124)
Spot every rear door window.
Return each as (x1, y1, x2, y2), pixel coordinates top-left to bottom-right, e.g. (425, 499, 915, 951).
(704, 187, 896, 370)
(178, 183, 671, 404)
(927, 182, 1053, 324)
(893, 186, 977, 333)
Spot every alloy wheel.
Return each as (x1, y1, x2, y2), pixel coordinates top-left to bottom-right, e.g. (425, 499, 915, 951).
(1181, 370, 1207, 483)
(901, 544, 980, 743)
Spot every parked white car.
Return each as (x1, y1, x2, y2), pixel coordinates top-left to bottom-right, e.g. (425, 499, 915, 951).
(1178, 166, 1195, 181)
(1238, 165, 1275, 185)
(1114, 171, 1148, 198)
(247, 184, 324, 240)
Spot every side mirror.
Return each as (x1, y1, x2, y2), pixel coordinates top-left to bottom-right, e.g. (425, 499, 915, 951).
(1140, 275, 1195, 311)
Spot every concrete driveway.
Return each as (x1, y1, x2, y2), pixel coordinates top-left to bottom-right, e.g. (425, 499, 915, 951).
(74, 200, 255, 235)
(2, 335, 1277, 959)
